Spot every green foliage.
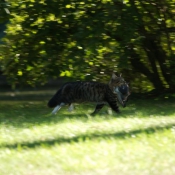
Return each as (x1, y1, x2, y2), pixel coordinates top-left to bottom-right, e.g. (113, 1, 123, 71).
(0, 0, 175, 91)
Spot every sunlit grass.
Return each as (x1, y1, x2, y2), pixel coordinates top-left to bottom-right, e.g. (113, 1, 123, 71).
(0, 90, 175, 175)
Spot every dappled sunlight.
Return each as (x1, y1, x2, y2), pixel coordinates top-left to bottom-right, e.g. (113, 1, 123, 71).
(1, 118, 175, 149)
(1, 123, 175, 175)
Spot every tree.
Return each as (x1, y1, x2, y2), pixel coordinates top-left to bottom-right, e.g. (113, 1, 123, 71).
(0, 0, 175, 92)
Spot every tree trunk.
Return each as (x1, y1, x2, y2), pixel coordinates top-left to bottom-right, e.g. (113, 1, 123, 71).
(129, 47, 164, 90)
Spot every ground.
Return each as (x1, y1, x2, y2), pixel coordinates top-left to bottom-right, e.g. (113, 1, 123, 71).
(0, 88, 175, 175)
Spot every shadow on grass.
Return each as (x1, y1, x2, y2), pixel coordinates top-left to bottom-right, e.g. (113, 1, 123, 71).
(0, 99, 175, 128)
(1, 122, 175, 150)
(0, 88, 175, 128)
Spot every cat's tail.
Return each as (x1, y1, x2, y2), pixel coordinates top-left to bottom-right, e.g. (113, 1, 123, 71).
(47, 89, 62, 108)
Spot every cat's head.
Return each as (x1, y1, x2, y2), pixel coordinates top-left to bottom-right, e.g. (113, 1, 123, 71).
(109, 73, 126, 87)
(109, 73, 130, 107)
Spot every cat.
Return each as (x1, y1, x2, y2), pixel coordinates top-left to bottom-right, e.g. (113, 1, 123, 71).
(48, 73, 130, 115)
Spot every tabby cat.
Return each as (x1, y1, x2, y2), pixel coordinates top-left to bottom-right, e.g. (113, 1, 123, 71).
(48, 73, 130, 115)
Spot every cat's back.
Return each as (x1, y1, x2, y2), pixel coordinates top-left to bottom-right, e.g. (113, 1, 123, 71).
(61, 81, 107, 102)
(63, 81, 107, 91)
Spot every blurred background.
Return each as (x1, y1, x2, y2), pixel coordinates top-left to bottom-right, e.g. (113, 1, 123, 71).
(0, 0, 175, 94)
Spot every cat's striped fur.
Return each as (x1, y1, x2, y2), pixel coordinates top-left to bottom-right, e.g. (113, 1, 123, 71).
(48, 73, 130, 115)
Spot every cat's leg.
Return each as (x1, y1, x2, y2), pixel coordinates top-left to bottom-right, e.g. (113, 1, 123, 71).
(52, 102, 65, 114)
(68, 103, 74, 112)
(91, 103, 105, 115)
(108, 101, 120, 113)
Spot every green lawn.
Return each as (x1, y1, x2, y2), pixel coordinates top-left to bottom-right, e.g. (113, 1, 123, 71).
(0, 89, 175, 175)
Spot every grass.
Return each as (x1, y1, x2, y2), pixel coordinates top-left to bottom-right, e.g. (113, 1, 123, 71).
(0, 89, 175, 175)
